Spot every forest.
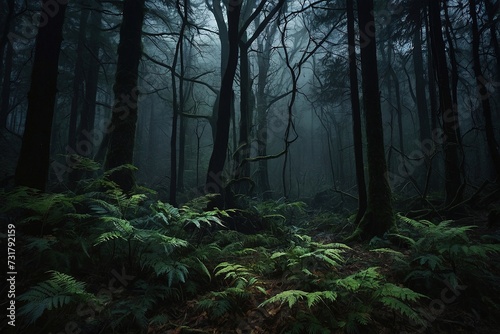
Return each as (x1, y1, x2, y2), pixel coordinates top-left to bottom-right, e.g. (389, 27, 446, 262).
(1, 0, 500, 333)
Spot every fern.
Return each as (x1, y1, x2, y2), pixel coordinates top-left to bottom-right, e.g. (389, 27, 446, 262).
(381, 214, 500, 290)
(259, 289, 337, 308)
(18, 271, 96, 324)
(197, 296, 233, 319)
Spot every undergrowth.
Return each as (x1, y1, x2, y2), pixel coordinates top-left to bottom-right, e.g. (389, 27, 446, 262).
(1, 170, 499, 333)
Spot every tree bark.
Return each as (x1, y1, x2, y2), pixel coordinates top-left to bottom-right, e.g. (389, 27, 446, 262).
(79, 5, 102, 152)
(104, 0, 145, 192)
(411, 1, 431, 142)
(0, 40, 13, 129)
(355, 0, 393, 239)
(347, 0, 367, 225)
(484, 0, 500, 83)
(469, 0, 500, 178)
(0, 0, 15, 83)
(205, 0, 241, 199)
(428, 0, 463, 205)
(15, 0, 68, 191)
(234, 32, 252, 193)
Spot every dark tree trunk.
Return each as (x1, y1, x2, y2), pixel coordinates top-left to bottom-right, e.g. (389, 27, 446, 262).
(15, 0, 68, 191)
(347, 0, 367, 225)
(411, 1, 431, 142)
(104, 0, 145, 192)
(0, 0, 15, 82)
(178, 36, 195, 191)
(235, 33, 252, 193)
(469, 0, 500, 178)
(67, 8, 91, 188)
(255, 23, 276, 199)
(169, 0, 189, 205)
(428, 0, 463, 205)
(0, 40, 13, 129)
(205, 0, 241, 198)
(355, 0, 393, 239)
(425, 9, 439, 132)
(68, 8, 90, 151)
(79, 6, 102, 152)
(484, 0, 500, 83)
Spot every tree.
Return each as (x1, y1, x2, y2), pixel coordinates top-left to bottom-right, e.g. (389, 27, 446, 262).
(354, 0, 394, 239)
(469, 0, 500, 178)
(15, 0, 68, 191)
(169, 0, 192, 205)
(0, 39, 13, 129)
(234, 0, 285, 194)
(255, 20, 278, 199)
(104, 0, 146, 192)
(347, 0, 367, 225)
(427, 0, 463, 205)
(205, 0, 241, 199)
(410, 0, 431, 143)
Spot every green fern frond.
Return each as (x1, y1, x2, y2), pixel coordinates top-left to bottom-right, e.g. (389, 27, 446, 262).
(379, 296, 425, 325)
(259, 290, 337, 309)
(378, 283, 426, 302)
(19, 271, 95, 324)
(197, 298, 232, 318)
(370, 248, 405, 257)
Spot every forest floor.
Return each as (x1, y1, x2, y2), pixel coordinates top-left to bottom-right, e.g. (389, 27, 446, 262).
(150, 217, 500, 334)
(2, 187, 500, 334)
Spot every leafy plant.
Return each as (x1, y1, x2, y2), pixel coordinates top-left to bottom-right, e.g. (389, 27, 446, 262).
(374, 214, 500, 289)
(260, 266, 426, 333)
(271, 234, 350, 281)
(197, 261, 266, 319)
(18, 271, 97, 324)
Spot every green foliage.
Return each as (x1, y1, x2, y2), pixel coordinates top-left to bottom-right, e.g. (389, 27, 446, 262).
(18, 271, 97, 324)
(260, 265, 425, 333)
(197, 261, 267, 319)
(271, 234, 350, 281)
(260, 289, 337, 308)
(374, 214, 500, 289)
(106, 279, 176, 330)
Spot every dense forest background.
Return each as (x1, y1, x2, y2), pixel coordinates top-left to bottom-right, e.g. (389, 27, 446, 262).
(1, 0, 500, 333)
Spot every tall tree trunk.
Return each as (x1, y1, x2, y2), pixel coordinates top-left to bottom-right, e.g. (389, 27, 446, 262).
(205, 0, 241, 200)
(355, 0, 393, 239)
(177, 35, 194, 191)
(255, 23, 276, 199)
(79, 5, 102, 153)
(235, 33, 252, 192)
(412, 3, 431, 142)
(15, 0, 68, 191)
(428, 0, 463, 205)
(484, 0, 500, 83)
(347, 0, 367, 225)
(67, 8, 91, 188)
(425, 9, 439, 132)
(104, 0, 145, 192)
(0, 40, 13, 129)
(469, 0, 500, 178)
(0, 0, 15, 83)
(68, 8, 90, 151)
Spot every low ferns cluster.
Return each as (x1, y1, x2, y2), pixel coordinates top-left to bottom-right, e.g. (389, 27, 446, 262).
(1, 180, 229, 331)
(372, 215, 500, 290)
(259, 235, 426, 333)
(18, 271, 97, 324)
